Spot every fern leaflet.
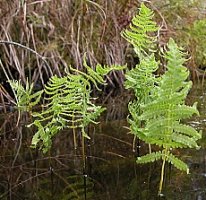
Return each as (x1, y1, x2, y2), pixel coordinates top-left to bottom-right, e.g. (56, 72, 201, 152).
(137, 151, 163, 164)
(166, 153, 189, 173)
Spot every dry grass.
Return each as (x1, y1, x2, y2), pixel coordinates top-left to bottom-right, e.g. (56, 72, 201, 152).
(0, 0, 206, 107)
(0, 0, 137, 86)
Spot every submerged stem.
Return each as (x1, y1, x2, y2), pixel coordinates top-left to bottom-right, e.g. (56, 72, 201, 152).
(82, 134, 87, 200)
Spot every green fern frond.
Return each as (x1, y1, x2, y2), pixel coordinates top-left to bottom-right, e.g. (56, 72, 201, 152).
(142, 86, 192, 111)
(121, 3, 159, 55)
(126, 38, 201, 195)
(67, 55, 126, 90)
(129, 38, 201, 151)
(123, 3, 200, 194)
(30, 62, 123, 152)
(84, 60, 125, 85)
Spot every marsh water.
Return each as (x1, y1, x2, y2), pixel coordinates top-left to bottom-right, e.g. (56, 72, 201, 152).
(0, 83, 206, 200)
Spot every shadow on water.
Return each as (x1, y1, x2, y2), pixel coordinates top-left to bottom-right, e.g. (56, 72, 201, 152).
(0, 84, 206, 199)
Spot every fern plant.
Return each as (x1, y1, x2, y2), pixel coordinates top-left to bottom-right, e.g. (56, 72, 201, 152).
(129, 39, 201, 194)
(29, 60, 124, 152)
(123, 3, 201, 195)
(9, 79, 43, 111)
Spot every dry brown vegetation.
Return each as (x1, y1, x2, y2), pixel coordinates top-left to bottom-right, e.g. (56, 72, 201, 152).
(0, 0, 206, 107)
(0, 0, 136, 86)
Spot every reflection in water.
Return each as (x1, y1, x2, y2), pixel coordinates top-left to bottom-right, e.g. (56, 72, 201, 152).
(0, 84, 205, 199)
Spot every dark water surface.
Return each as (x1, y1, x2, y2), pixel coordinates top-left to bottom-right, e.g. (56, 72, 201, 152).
(0, 84, 206, 200)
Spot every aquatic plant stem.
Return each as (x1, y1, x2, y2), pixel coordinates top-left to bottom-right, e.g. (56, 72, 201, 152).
(158, 149, 168, 195)
(72, 113, 77, 149)
(82, 134, 86, 169)
(73, 128, 77, 150)
(148, 144, 151, 154)
(132, 135, 136, 152)
(82, 134, 87, 200)
(159, 160, 165, 195)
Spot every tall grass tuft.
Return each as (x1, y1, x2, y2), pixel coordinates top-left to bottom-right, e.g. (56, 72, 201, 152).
(0, 0, 137, 96)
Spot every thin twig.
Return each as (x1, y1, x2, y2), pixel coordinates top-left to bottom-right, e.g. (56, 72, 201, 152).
(0, 40, 53, 77)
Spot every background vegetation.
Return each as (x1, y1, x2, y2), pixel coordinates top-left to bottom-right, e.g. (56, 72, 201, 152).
(0, 0, 206, 106)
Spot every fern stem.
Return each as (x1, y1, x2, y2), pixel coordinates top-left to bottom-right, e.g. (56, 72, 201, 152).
(158, 150, 168, 195)
(132, 135, 136, 152)
(82, 134, 86, 169)
(72, 114, 77, 150)
(73, 130, 77, 150)
(148, 144, 151, 154)
(81, 133, 87, 200)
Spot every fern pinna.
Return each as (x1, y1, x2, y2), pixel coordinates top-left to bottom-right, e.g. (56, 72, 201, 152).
(30, 60, 124, 152)
(9, 79, 43, 111)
